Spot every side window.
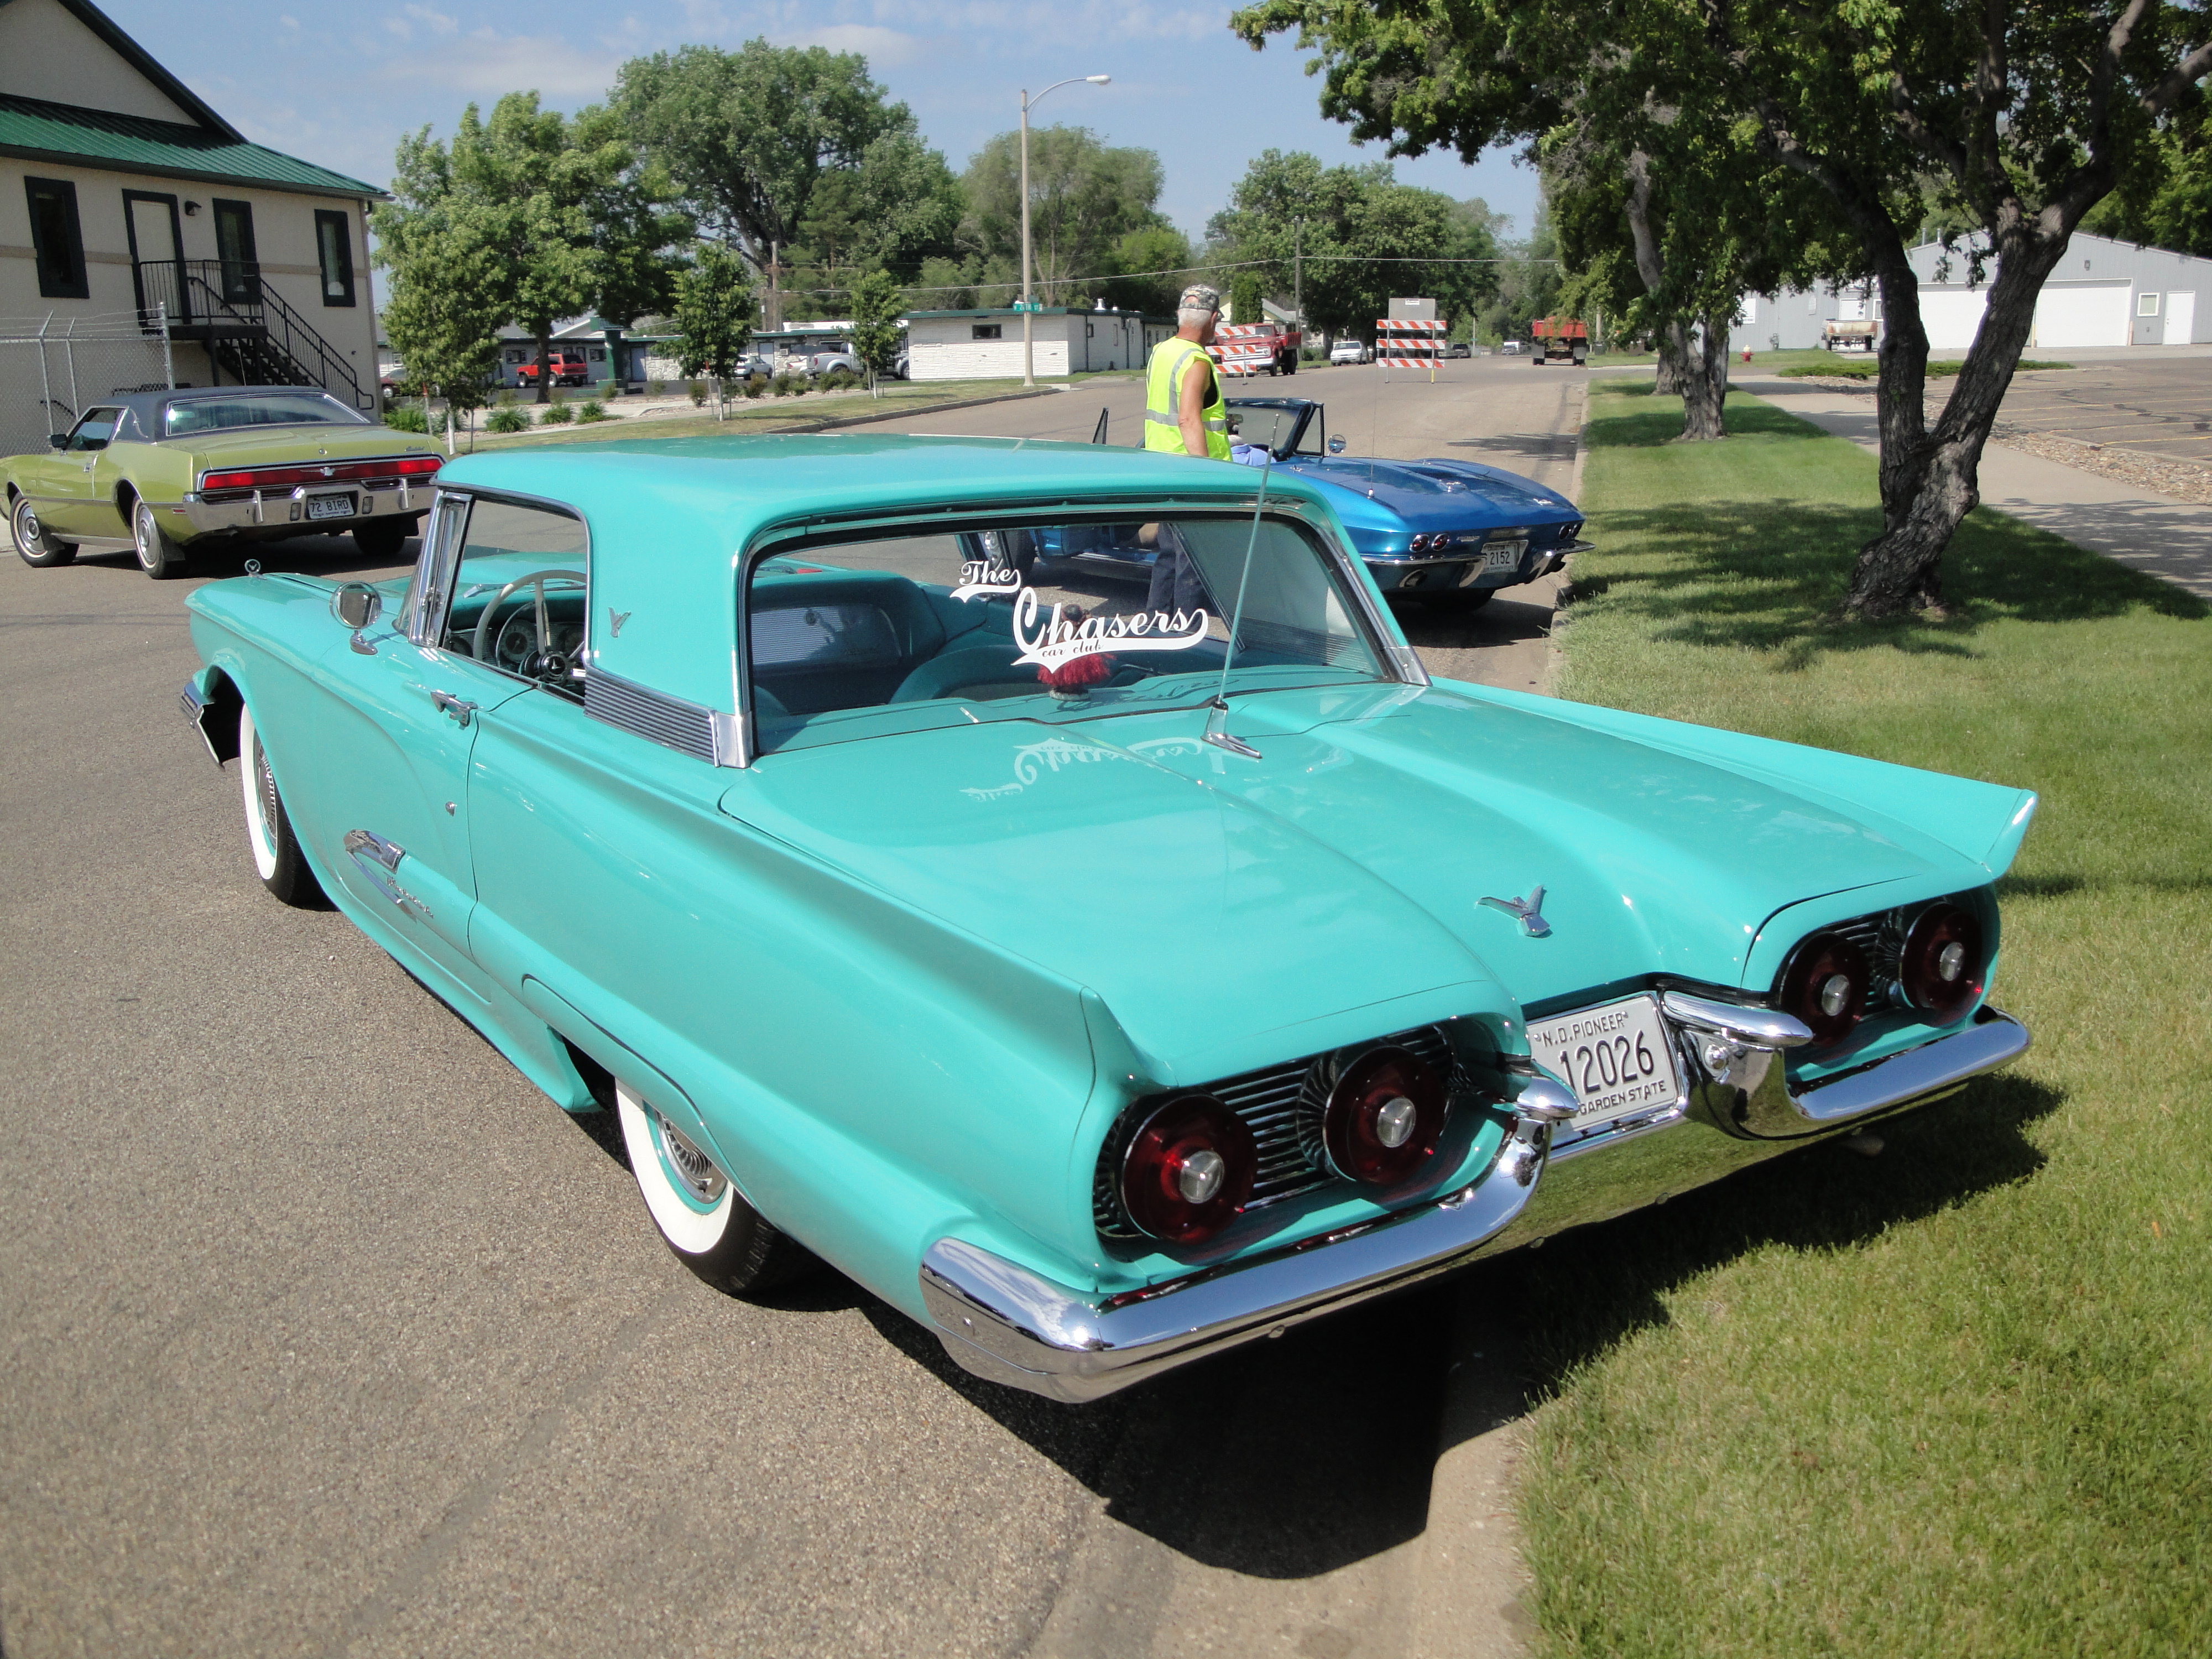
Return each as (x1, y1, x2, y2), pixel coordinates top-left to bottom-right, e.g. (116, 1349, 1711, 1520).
(25, 177, 89, 299)
(436, 498, 589, 700)
(315, 208, 356, 306)
(212, 199, 259, 304)
(66, 409, 121, 452)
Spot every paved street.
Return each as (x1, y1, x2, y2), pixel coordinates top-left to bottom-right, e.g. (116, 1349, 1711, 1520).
(0, 357, 1581, 1658)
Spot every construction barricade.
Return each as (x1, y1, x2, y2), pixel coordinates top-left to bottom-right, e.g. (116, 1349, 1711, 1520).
(1209, 324, 1281, 378)
(1375, 318, 1446, 370)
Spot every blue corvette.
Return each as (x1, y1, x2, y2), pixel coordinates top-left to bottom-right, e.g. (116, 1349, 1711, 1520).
(1022, 397, 1590, 607)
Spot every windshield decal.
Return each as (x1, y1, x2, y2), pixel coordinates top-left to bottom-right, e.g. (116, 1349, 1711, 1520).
(1009, 585, 1209, 672)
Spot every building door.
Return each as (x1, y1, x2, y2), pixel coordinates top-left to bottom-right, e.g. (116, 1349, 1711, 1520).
(2166, 291, 2196, 346)
(122, 190, 184, 325)
(212, 199, 259, 304)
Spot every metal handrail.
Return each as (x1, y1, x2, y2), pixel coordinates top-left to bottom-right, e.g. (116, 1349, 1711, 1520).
(132, 259, 368, 408)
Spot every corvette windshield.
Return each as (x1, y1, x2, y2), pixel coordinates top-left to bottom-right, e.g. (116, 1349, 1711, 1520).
(747, 513, 1388, 755)
(161, 392, 368, 435)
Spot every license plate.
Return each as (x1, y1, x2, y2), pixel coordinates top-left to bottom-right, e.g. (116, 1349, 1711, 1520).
(1482, 539, 1526, 571)
(306, 493, 356, 521)
(1526, 994, 1684, 1130)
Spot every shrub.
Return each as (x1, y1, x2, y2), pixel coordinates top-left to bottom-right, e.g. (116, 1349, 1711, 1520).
(687, 380, 707, 406)
(742, 380, 765, 399)
(771, 374, 796, 397)
(576, 400, 610, 424)
(383, 403, 429, 433)
(648, 380, 665, 397)
(485, 405, 530, 435)
(539, 401, 575, 425)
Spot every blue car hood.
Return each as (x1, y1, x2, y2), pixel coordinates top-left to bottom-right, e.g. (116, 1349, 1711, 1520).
(721, 685, 2005, 1077)
(1276, 457, 1577, 527)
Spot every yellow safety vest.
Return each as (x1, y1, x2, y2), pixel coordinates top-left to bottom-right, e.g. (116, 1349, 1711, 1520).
(1144, 337, 1231, 460)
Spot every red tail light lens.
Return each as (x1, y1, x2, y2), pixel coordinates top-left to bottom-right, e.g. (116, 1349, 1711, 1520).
(1900, 903, 1984, 1021)
(1780, 932, 1869, 1047)
(200, 455, 442, 492)
(1120, 1095, 1257, 1245)
(1323, 1045, 1447, 1186)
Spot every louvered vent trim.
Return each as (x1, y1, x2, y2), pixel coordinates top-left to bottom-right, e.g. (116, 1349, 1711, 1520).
(1093, 1025, 1463, 1244)
(586, 670, 716, 763)
(1832, 907, 1907, 990)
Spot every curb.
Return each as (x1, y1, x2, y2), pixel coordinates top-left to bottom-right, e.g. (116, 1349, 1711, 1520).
(1540, 382, 1592, 698)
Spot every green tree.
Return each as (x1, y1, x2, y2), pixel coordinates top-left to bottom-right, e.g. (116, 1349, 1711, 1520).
(374, 119, 509, 427)
(1233, 0, 2212, 617)
(960, 127, 1170, 303)
(848, 269, 904, 389)
(1100, 226, 1193, 315)
(1229, 270, 1265, 325)
(671, 242, 757, 378)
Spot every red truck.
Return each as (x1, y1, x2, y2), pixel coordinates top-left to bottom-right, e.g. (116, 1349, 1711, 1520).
(1529, 316, 1589, 367)
(1209, 321, 1304, 378)
(515, 351, 592, 388)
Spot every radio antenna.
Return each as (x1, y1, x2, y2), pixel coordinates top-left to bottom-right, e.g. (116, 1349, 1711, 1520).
(1202, 462, 1269, 759)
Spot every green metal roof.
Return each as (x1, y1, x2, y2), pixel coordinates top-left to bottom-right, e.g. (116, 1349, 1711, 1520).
(0, 93, 385, 199)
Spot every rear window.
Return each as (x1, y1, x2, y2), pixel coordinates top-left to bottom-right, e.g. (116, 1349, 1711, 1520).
(163, 393, 367, 435)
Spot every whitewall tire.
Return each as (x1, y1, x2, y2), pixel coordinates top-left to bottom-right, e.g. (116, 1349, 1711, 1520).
(238, 702, 323, 906)
(614, 1081, 815, 1295)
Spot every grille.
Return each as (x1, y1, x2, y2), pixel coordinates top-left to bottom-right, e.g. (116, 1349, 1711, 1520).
(1830, 906, 1908, 994)
(1092, 1025, 1462, 1244)
(586, 669, 716, 763)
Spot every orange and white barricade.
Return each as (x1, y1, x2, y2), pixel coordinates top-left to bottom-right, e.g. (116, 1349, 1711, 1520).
(1375, 318, 1446, 369)
(1209, 324, 1279, 378)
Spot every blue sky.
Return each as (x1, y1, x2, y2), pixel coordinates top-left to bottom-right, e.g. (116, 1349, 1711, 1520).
(101, 1, 1538, 241)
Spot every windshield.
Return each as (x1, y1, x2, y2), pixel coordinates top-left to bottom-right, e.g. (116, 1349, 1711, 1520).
(1226, 404, 1323, 457)
(747, 512, 1389, 755)
(161, 392, 368, 436)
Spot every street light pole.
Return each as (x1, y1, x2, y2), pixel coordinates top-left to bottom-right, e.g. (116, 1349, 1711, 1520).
(1020, 74, 1110, 389)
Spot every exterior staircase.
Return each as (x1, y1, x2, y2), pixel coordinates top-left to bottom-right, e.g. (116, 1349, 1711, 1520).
(131, 259, 370, 410)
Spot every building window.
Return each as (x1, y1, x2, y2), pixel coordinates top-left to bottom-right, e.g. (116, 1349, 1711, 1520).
(972, 323, 1001, 340)
(315, 208, 356, 306)
(2138, 291, 2162, 316)
(211, 199, 259, 304)
(24, 176, 89, 299)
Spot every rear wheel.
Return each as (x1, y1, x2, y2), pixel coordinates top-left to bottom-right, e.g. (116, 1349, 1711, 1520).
(239, 702, 324, 906)
(10, 494, 75, 567)
(615, 1082, 817, 1295)
(133, 498, 189, 579)
(353, 517, 412, 560)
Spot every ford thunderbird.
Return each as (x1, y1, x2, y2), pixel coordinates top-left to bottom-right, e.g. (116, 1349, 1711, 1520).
(7, 385, 440, 578)
(180, 434, 2032, 1401)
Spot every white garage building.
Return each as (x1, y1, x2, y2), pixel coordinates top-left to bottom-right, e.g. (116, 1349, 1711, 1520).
(1731, 232, 2209, 354)
(903, 305, 1173, 381)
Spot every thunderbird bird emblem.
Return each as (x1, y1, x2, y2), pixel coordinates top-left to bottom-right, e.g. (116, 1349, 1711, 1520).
(607, 607, 632, 638)
(1481, 886, 1551, 938)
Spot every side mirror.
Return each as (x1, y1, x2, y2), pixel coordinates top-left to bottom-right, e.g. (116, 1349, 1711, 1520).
(49, 434, 68, 449)
(1327, 435, 1348, 455)
(331, 582, 383, 630)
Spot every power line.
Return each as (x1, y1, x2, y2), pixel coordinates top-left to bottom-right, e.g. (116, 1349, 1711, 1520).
(769, 254, 1561, 299)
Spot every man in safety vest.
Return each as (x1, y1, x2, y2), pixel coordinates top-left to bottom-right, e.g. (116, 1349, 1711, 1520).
(1143, 284, 1232, 460)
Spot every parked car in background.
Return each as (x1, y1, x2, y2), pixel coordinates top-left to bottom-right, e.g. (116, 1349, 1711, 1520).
(1328, 338, 1370, 366)
(1500, 340, 1524, 356)
(891, 348, 910, 380)
(806, 351, 860, 378)
(1446, 341, 1472, 359)
(179, 434, 2034, 1402)
(516, 352, 592, 389)
(7, 385, 440, 577)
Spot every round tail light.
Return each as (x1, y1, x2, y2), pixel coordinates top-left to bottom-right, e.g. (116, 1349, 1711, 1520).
(1120, 1094, 1257, 1245)
(1900, 902, 1984, 1021)
(1323, 1046, 1447, 1186)
(1780, 932, 1870, 1047)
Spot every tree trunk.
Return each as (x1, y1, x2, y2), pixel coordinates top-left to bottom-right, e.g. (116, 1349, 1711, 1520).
(533, 329, 551, 405)
(1654, 337, 1681, 395)
(1840, 225, 2064, 618)
(1676, 311, 1730, 440)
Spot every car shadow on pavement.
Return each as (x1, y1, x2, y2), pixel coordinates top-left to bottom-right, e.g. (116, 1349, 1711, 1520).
(49, 533, 419, 585)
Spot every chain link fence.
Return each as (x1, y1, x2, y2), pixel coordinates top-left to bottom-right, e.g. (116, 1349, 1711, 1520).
(1, 307, 176, 461)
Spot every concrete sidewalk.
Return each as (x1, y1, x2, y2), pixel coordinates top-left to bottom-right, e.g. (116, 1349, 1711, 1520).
(1741, 375, 2212, 598)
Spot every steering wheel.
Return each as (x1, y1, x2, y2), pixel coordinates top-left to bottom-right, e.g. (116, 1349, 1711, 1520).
(472, 568, 587, 679)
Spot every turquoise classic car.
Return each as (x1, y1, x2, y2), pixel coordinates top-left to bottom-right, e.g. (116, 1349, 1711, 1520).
(180, 435, 2033, 1401)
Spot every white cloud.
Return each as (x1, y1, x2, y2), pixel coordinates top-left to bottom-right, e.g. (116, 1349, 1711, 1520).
(406, 29, 620, 101)
(403, 4, 460, 35)
(777, 23, 924, 65)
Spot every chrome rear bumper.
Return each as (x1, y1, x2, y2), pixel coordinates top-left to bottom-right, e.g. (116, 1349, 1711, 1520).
(920, 1006, 2027, 1402)
(178, 478, 429, 536)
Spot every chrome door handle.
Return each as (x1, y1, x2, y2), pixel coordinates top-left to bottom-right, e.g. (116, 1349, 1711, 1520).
(430, 690, 477, 727)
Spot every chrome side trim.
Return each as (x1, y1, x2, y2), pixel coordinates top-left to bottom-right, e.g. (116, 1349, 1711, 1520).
(1661, 992, 1813, 1049)
(921, 1154, 1541, 1402)
(342, 828, 431, 920)
(585, 666, 719, 764)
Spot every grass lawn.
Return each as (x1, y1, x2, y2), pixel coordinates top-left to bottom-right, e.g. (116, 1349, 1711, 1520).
(1516, 383, 2211, 1657)
(1776, 357, 2077, 380)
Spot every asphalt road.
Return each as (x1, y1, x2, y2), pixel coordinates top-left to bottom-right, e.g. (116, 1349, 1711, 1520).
(0, 356, 1585, 1658)
(1980, 355, 2212, 462)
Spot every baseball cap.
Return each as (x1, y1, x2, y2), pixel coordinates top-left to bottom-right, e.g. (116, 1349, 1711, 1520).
(1177, 284, 1222, 314)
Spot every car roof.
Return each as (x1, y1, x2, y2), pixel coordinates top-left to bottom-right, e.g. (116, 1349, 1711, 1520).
(89, 385, 358, 422)
(436, 432, 1347, 712)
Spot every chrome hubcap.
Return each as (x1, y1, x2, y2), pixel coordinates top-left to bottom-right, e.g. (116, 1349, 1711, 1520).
(658, 1119, 727, 1204)
(253, 740, 279, 839)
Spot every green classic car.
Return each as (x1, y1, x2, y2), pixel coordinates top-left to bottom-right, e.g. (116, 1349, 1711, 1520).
(180, 435, 2033, 1401)
(6, 385, 442, 578)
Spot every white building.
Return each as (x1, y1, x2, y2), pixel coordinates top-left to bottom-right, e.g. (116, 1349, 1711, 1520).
(903, 305, 1172, 382)
(1, 0, 385, 455)
(1732, 232, 2210, 354)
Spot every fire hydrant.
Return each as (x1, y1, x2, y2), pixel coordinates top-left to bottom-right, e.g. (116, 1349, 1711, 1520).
(1740, 348, 1752, 362)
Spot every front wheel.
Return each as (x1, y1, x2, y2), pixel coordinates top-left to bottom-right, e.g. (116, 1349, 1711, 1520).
(133, 499, 189, 579)
(353, 517, 412, 560)
(239, 702, 325, 906)
(11, 494, 75, 567)
(615, 1082, 817, 1295)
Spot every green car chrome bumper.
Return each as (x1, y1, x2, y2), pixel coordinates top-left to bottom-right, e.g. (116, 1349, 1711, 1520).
(178, 477, 431, 537)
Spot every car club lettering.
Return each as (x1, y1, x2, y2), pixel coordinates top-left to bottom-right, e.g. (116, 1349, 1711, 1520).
(950, 559, 1211, 673)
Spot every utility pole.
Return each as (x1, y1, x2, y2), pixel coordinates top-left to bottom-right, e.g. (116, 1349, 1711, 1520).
(1018, 75, 1110, 389)
(1293, 217, 1302, 333)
